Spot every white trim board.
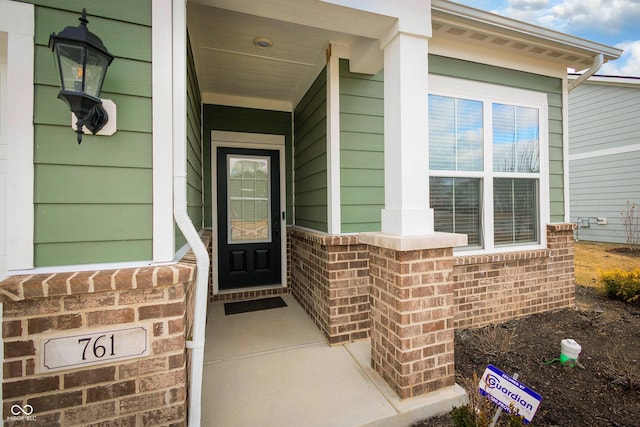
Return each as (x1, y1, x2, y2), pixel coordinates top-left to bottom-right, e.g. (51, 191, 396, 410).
(326, 51, 341, 235)
(1, 49, 7, 279)
(569, 143, 640, 161)
(152, 0, 175, 262)
(211, 131, 287, 295)
(1, 1, 34, 275)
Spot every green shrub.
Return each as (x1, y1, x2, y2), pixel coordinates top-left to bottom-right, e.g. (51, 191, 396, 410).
(599, 268, 640, 305)
(450, 405, 482, 427)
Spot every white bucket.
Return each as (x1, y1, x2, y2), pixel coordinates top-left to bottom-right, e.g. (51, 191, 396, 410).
(560, 338, 582, 365)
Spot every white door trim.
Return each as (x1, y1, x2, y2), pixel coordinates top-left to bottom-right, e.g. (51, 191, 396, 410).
(211, 130, 287, 295)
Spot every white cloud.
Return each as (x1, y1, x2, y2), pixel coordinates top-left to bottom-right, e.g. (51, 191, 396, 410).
(501, 0, 640, 35)
(548, 0, 640, 35)
(600, 40, 640, 77)
(500, 0, 551, 23)
(493, 0, 640, 76)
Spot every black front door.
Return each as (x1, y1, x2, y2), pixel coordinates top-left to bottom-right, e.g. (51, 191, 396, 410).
(217, 147, 281, 290)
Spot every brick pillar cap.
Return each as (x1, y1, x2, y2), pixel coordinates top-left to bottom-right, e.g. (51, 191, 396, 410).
(547, 223, 577, 231)
(359, 232, 467, 251)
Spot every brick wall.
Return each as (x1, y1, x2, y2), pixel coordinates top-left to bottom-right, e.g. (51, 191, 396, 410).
(287, 227, 370, 345)
(368, 245, 456, 399)
(0, 234, 210, 426)
(453, 223, 576, 329)
(287, 224, 576, 347)
(211, 286, 289, 303)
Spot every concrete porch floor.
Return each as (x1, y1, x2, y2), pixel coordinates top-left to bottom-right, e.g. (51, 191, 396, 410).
(202, 294, 467, 427)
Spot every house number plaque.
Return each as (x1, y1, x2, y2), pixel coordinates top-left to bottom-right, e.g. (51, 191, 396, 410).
(39, 325, 150, 373)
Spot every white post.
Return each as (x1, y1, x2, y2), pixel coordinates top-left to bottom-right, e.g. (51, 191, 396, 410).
(326, 46, 342, 234)
(380, 31, 433, 235)
(152, 0, 175, 262)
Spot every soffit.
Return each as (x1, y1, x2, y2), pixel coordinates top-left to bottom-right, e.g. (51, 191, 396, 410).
(432, 1, 622, 70)
(187, 1, 391, 109)
(188, 0, 623, 110)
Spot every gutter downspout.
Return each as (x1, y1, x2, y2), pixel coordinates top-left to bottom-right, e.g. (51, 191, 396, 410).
(568, 53, 603, 92)
(172, 1, 209, 426)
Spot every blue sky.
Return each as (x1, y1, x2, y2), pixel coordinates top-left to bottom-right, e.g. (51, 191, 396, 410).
(453, 0, 640, 76)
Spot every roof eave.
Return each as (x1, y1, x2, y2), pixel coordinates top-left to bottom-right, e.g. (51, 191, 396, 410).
(432, 0, 623, 62)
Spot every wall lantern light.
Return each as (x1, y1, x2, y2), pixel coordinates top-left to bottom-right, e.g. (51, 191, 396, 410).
(49, 9, 114, 144)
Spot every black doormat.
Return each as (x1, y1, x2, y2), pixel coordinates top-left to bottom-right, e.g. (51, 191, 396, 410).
(224, 296, 287, 315)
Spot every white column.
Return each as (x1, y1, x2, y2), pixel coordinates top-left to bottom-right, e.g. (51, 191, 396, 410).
(326, 47, 341, 234)
(380, 32, 433, 235)
(152, 0, 175, 262)
(4, 1, 35, 271)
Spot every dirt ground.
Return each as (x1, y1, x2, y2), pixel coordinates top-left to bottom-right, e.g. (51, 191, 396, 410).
(415, 285, 640, 426)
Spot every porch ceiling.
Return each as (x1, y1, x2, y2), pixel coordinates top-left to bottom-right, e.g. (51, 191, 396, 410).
(187, 2, 379, 110)
(187, 1, 622, 112)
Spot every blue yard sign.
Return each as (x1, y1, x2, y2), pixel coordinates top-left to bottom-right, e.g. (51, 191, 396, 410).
(478, 365, 542, 424)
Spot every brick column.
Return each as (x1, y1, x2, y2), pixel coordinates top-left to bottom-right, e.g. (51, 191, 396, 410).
(0, 233, 211, 425)
(288, 227, 370, 345)
(360, 232, 466, 400)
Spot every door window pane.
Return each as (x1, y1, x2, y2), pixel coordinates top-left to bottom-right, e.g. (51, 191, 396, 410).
(494, 178, 538, 245)
(429, 95, 483, 171)
(493, 104, 539, 173)
(227, 155, 271, 243)
(430, 177, 482, 247)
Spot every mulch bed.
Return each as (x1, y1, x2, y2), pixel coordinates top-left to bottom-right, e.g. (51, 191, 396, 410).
(607, 247, 640, 258)
(415, 286, 640, 427)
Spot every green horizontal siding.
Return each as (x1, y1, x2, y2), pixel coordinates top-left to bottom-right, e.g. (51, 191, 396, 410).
(34, 125, 152, 168)
(34, 165, 152, 203)
(339, 59, 384, 233)
(202, 105, 293, 228)
(35, 205, 152, 243)
(29, 0, 153, 266)
(36, 241, 151, 267)
(28, 0, 151, 26)
(429, 55, 565, 222)
(295, 172, 327, 193)
(176, 33, 204, 250)
(34, 8, 151, 61)
(294, 68, 328, 232)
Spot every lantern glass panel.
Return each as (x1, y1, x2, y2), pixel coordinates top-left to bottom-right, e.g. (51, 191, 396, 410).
(55, 42, 85, 93)
(85, 48, 109, 98)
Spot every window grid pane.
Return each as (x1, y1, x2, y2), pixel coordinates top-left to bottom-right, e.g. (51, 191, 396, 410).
(430, 177, 482, 247)
(493, 178, 538, 245)
(493, 104, 540, 173)
(228, 156, 271, 243)
(429, 95, 483, 171)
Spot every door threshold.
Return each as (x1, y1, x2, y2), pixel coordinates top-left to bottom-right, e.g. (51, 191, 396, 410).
(213, 284, 288, 302)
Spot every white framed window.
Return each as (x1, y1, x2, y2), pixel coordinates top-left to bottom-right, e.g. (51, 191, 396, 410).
(428, 75, 549, 254)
